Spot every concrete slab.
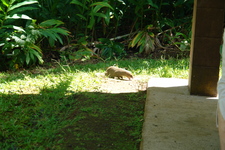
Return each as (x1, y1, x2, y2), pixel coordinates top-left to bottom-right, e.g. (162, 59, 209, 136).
(140, 78, 219, 150)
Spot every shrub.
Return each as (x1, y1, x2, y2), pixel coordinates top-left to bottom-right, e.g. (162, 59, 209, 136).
(0, 0, 69, 70)
(96, 38, 126, 59)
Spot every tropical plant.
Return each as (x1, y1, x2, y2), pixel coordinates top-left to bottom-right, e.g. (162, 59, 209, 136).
(96, 38, 126, 59)
(0, 0, 194, 70)
(37, 19, 69, 47)
(0, 0, 40, 70)
(36, 0, 74, 27)
(0, 0, 69, 70)
(59, 36, 94, 62)
(168, 31, 191, 51)
(129, 25, 155, 55)
(70, 0, 114, 37)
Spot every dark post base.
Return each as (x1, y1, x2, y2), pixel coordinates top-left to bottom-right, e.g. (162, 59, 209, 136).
(189, 0, 225, 97)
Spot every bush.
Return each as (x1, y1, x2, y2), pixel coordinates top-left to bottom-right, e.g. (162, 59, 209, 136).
(96, 38, 126, 59)
(0, 0, 69, 70)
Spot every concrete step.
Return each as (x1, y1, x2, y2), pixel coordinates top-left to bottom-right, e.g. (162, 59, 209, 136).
(141, 78, 219, 150)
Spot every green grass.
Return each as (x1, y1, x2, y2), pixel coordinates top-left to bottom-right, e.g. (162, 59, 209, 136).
(0, 58, 189, 149)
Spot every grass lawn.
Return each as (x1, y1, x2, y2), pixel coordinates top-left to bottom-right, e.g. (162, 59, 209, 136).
(0, 58, 189, 149)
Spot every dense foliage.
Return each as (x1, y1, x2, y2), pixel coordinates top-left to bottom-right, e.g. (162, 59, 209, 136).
(0, 0, 193, 70)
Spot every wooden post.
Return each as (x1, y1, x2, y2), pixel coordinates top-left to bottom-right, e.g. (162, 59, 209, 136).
(189, 0, 225, 96)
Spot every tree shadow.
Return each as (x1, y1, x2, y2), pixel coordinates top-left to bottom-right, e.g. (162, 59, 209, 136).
(0, 77, 146, 150)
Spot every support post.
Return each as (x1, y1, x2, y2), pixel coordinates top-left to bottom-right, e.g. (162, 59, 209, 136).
(189, 0, 225, 97)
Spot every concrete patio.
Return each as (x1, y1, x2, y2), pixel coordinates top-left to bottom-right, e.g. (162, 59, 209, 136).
(140, 78, 219, 150)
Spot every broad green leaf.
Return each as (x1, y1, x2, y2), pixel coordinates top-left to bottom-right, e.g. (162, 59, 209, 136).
(147, 0, 158, 9)
(130, 31, 144, 47)
(91, 2, 114, 11)
(0, 6, 4, 12)
(40, 29, 55, 38)
(93, 5, 103, 12)
(13, 26, 25, 32)
(8, 1, 38, 11)
(51, 31, 63, 44)
(174, 0, 184, 7)
(76, 14, 87, 21)
(49, 38, 55, 47)
(29, 47, 43, 64)
(12, 26, 25, 32)
(31, 44, 42, 54)
(11, 35, 25, 45)
(39, 19, 64, 27)
(9, 6, 39, 16)
(26, 51, 30, 64)
(29, 49, 35, 61)
(1, 0, 9, 7)
(41, 28, 68, 46)
(39, 28, 64, 47)
(175, 32, 187, 39)
(0, 43, 5, 47)
(40, 29, 57, 39)
(87, 15, 95, 29)
(33, 51, 44, 64)
(98, 38, 111, 44)
(92, 12, 107, 19)
(2, 25, 25, 32)
(104, 9, 111, 25)
(10, 0, 16, 5)
(77, 36, 88, 44)
(164, 18, 174, 27)
(137, 34, 145, 47)
(70, 0, 88, 10)
(7, 14, 32, 20)
(0, 14, 5, 20)
(139, 44, 144, 53)
(13, 49, 20, 55)
(148, 32, 154, 37)
(53, 28, 69, 36)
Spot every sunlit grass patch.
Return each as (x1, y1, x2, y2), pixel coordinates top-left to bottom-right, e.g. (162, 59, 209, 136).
(0, 58, 189, 94)
(0, 58, 189, 149)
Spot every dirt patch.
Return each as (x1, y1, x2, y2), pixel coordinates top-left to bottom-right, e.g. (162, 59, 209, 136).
(100, 76, 148, 93)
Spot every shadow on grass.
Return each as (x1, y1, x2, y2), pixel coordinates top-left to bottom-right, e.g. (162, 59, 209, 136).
(0, 78, 146, 150)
